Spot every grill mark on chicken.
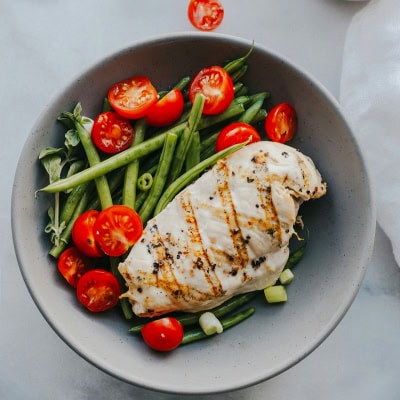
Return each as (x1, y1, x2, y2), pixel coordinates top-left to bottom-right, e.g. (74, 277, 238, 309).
(259, 184, 282, 243)
(250, 151, 283, 244)
(215, 160, 250, 273)
(296, 153, 310, 194)
(146, 225, 184, 300)
(180, 194, 225, 297)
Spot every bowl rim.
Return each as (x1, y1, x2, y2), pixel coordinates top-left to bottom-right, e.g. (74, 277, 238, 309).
(11, 31, 376, 394)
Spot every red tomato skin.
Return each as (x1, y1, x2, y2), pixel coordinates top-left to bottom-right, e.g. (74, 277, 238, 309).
(189, 66, 234, 115)
(57, 247, 93, 287)
(264, 103, 297, 143)
(187, 0, 224, 32)
(94, 205, 143, 257)
(76, 269, 120, 312)
(216, 122, 261, 152)
(72, 210, 104, 258)
(108, 76, 158, 120)
(91, 111, 134, 154)
(141, 317, 184, 352)
(145, 89, 185, 127)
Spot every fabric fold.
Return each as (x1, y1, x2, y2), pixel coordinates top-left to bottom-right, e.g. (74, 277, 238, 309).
(340, 0, 400, 266)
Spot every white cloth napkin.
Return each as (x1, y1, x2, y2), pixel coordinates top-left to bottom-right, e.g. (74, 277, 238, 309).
(340, 0, 400, 267)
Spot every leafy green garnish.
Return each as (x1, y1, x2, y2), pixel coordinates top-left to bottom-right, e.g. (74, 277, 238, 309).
(39, 103, 91, 247)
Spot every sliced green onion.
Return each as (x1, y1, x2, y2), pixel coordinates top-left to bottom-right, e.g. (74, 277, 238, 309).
(199, 312, 223, 335)
(279, 269, 294, 285)
(264, 285, 287, 303)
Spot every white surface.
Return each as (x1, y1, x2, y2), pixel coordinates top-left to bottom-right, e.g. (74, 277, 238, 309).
(341, 0, 400, 266)
(1, 1, 399, 399)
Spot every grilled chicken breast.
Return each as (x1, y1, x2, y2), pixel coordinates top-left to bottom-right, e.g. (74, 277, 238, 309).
(118, 141, 327, 317)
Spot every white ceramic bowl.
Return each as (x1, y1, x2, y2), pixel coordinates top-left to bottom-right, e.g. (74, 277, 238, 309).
(11, 32, 375, 394)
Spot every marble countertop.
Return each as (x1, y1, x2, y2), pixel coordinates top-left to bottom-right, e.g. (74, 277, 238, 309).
(1, 1, 399, 399)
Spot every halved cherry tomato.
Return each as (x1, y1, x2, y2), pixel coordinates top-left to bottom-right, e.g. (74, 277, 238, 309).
(187, 0, 224, 32)
(91, 111, 134, 154)
(94, 205, 143, 257)
(141, 317, 184, 352)
(76, 269, 120, 312)
(216, 122, 261, 152)
(72, 210, 104, 258)
(108, 76, 158, 120)
(265, 103, 297, 143)
(57, 247, 93, 288)
(145, 88, 185, 127)
(189, 65, 234, 115)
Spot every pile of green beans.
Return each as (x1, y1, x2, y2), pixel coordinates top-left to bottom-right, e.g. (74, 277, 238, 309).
(40, 46, 281, 327)
(41, 48, 270, 261)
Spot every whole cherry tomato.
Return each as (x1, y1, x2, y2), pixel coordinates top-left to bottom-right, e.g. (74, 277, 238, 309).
(189, 65, 234, 115)
(72, 210, 104, 258)
(141, 317, 184, 352)
(216, 122, 261, 152)
(91, 111, 134, 154)
(108, 76, 158, 119)
(264, 103, 297, 143)
(145, 88, 185, 127)
(76, 269, 120, 312)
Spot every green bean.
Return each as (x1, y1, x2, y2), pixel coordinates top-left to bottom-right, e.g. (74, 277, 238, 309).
(59, 181, 90, 226)
(159, 76, 192, 99)
(230, 65, 249, 83)
(199, 130, 219, 154)
(200, 143, 216, 161)
(248, 91, 270, 104)
(86, 169, 126, 211)
(197, 100, 245, 130)
(234, 82, 244, 94)
(174, 76, 191, 91)
(178, 291, 257, 327)
(154, 140, 247, 215)
(134, 190, 148, 211)
(138, 132, 178, 223)
(251, 108, 268, 124)
(223, 42, 254, 74)
(157, 90, 169, 98)
(235, 84, 249, 97)
(109, 256, 134, 320)
(137, 153, 160, 182)
(75, 120, 113, 209)
(129, 291, 257, 334)
(185, 131, 200, 173)
(232, 95, 250, 106)
(132, 164, 159, 210)
(102, 97, 112, 112)
(181, 307, 255, 345)
(284, 242, 307, 270)
(168, 93, 205, 183)
(137, 172, 153, 192)
(238, 99, 266, 124)
(122, 118, 147, 208)
(39, 125, 183, 194)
